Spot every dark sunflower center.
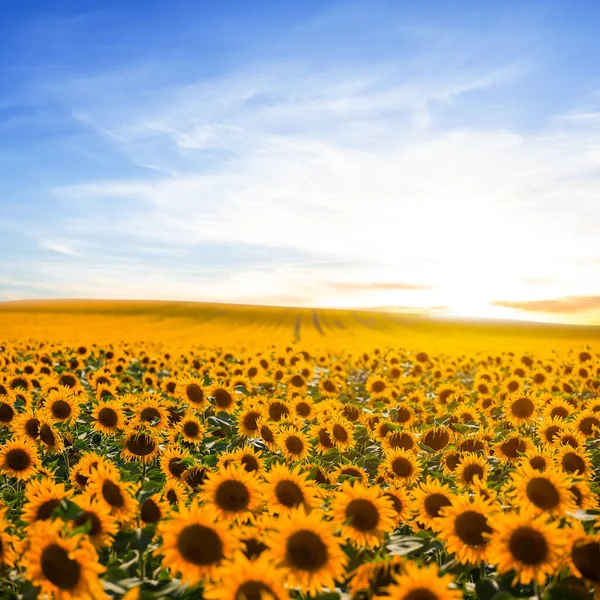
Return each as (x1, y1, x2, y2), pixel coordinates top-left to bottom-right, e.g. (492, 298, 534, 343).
(501, 437, 526, 458)
(318, 429, 334, 448)
(580, 416, 600, 436)
(507, 380, 520, 393)
(459, 439, 485, 453)
(186, 384, 204, 404)
(424, 493, 452, 518)
(73, 511, 102, 536)
(213, 389, 233, 408)
(345, 498, 380, 532)
(141, 498, 162, 523)
(396, 407, 411, 423)
(462, 463, 485, 485)
(422, 429, 451, 451)
(285, 436, 304, 455)
(454, 511, 492, 547)
(102, 480, 125, 508)
(260, 425, 274, 443)
(183, 421, 200, 437)
(526, 478, 560, 510)
(371, 381, 385, 393)
(98, 407, 118, 427)
(323, 380, 336, 393)
(332, 424, 348, 442)
(75, 473, 88, 487)
(342, 405, 360, 421)
(562, 452, 586, 475)
(6, 448, 31, 471)
(275, 480, 305, 507)
(140, 407, 161, 422)
(285, 530, 328, 572)
(389, 432, 414, 451)
(216, 480, 250, 512)
(290, 375, 305, 388)
(391, 457, 413, 478)
(0, 403, 14, 423)
(185, 467, 207, 489)
(508, 527, 548, 565)
(52, 400, 72, 419)
(269, 402, 290, 421)
(59, 374, 77, 388)
(125, 434, 156, 456)
(36, 499, 61, 520)
(235, 581, 276, 600)
(571, 541, 600, 583)
(166, 489, 178, 504)
(169, 458, 186, 478)
(404, 590, 440, 600)
(41, 544, 81, 590)
(241, 455, 259, 473)
(25, 417, 40, 439)
(177, 524, 224, 565)
(570, 485, 583, 507)
(243, 412, 259, 431)
(39, 424, 56, 446)
(529, 456, 547, 471)
(383, 492, 403, 514)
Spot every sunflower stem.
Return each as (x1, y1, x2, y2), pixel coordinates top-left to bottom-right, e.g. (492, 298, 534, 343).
(64, 449, 70, 477)
(535, 580, 543, 600)
(141, 460, 147, 482)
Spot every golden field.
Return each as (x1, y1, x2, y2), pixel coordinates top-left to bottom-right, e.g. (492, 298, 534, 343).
(0, 299, 599, 600)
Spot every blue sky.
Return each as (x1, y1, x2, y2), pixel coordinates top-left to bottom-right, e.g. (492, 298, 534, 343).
(2, 1, 600, 323)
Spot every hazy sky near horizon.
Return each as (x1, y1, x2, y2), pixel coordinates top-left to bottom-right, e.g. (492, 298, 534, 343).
(1, 1, 600, 324)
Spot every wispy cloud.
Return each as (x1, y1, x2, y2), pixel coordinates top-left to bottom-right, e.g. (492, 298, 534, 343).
(2, 3, 600, 324)
(492, 296, 600, 314)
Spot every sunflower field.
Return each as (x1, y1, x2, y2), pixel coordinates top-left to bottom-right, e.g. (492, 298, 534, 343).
(0, 302, 600, 600)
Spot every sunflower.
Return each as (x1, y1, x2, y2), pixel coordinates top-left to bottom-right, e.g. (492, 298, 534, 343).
(326, 416, 355, 451)
(347, 555, 404, 596)
(385, 561, 461, 600)
(24, 519, 107, 600)
(132, 397, 169, 432)
(435, 494, 496, 564)
(0, 529, 19, 568)
(208, 382, 238, 413)
(237, 403, 264, 438)
(568, 481, 598, 511)
(176, 376, 208, 409)
(0, 395, 16, 428)
(383, 430, 417, 453)
(264, 463, 321, 514)
(70, 494, 119, 548)
(487, 511, 567, 585)
(574, 409, 600, 438)
(503, 392, 538, 425)
(392, 402, 415, 427)
(233, 445, 265, 476)
(421, 427, 453, 452)
(0, 438, 40, 480)
(557, 446, 592, 477)
(277, 427, 310, 462)
(163, 479, 189, 507)
(537, 417, 564, 446)
(518, 447, 555, 473)
(157, 501, 236, 585)
(37, 419, 65, 454)
(310, 424, 336, 454)
(87, 463, 138, 521)
(502, 375, 524, 395)
(331, 483, 396, 547)
(89, 371, 113, 390)
(22, 477, 73, 524)
(204, 552, 289, 600)
(332, 464, 370, 486)
(91, 399, 124, 435)
(201, 466, 263, 520)
(509, 465, 575, 517)
(70, 452, 116, 490)
(411, 477, 454, 529)
(493, 433, 530, 462)
(382, 449, 422, 484)
(257, 419, 278, 452)
(42, 388, 81, 424)
(121, 428, 160, 463)
(11, 409, 41, 442)
(455, 453, 489, 488)
(567, 523, 600, 583)
(172, 413, 204, 445)
(183, 465, 211, 490)
(267, 508, 347, 595)
(543, 398, 573, 421)
(159, 445, 191, 482)
(382, 485, 412, 525)
(140, 494, 171, 526)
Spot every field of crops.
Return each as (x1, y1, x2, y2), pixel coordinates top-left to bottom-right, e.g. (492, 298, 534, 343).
(0, 300, 599, 600)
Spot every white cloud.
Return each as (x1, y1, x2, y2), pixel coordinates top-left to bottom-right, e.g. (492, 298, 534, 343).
(11, 49, 600, 323)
